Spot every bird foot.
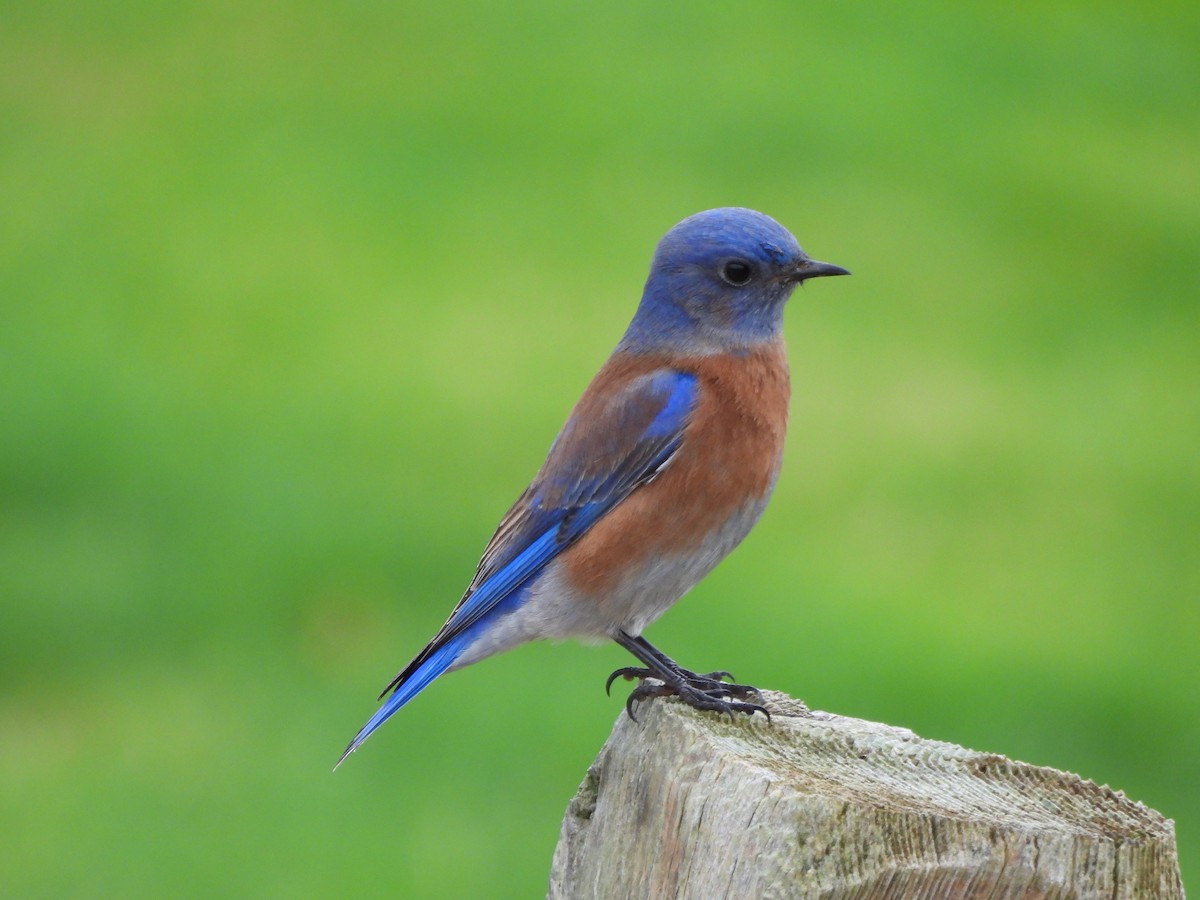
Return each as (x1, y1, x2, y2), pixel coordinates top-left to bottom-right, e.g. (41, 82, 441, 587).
(605, 666, 770, 723)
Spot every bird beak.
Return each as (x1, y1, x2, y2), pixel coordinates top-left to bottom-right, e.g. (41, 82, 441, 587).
(791, 259, 850, 282)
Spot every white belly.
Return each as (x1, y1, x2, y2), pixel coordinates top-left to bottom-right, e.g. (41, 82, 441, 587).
(450, 496, 771, 669)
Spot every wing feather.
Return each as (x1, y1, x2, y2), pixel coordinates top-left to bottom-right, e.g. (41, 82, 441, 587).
(379, 367, 698, 698)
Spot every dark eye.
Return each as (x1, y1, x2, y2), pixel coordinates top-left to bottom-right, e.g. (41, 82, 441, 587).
(720, 260, 754, 286)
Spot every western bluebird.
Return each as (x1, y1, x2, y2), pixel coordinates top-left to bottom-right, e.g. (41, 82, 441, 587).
(338, 207, 847, 765)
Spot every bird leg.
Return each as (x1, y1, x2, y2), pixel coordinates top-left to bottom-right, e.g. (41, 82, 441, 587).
(607, 631, 770, 722)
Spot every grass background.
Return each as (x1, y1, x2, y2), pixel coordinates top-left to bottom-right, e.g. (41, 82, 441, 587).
(2, 2, 1197, 895)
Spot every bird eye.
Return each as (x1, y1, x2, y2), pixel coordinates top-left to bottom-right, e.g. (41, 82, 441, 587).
(720, 260, 754, 286)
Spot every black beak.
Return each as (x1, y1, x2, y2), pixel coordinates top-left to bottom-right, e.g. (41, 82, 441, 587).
(792, 259, 850, 282)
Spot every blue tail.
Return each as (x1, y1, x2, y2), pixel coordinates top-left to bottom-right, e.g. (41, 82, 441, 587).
(335, 633, 470, 768)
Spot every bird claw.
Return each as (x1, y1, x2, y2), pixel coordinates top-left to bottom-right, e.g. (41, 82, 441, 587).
(605, 665, 770, 723)
(605, 666, 654, 696)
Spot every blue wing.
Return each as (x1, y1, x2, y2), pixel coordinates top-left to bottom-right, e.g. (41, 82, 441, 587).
(337, 367, 699, 763)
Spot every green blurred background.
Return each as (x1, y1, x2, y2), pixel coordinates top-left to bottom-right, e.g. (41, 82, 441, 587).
(2, 2, 1197, 895)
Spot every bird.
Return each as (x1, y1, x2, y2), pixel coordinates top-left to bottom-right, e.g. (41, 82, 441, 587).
(338, 207, 848, 766)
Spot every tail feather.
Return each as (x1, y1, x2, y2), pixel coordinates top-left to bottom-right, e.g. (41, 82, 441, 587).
(335, 636, 466, 768)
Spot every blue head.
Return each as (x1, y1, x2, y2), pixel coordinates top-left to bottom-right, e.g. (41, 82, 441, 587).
(618, 208, 848, 354)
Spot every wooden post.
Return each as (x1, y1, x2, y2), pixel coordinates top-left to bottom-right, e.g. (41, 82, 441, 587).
(549, 691, 1184, 899)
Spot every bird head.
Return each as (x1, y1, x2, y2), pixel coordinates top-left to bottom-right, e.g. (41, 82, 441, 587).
(619, 207, 848, 354)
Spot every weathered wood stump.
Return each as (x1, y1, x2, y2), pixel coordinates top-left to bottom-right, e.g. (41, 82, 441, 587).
(549, 691, 1184, 899)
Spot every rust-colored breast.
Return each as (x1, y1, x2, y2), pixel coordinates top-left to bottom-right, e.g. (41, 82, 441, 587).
(561, 342, 790, 596)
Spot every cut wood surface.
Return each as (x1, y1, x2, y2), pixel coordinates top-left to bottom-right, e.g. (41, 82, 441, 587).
(549, 691, 1184, 899)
